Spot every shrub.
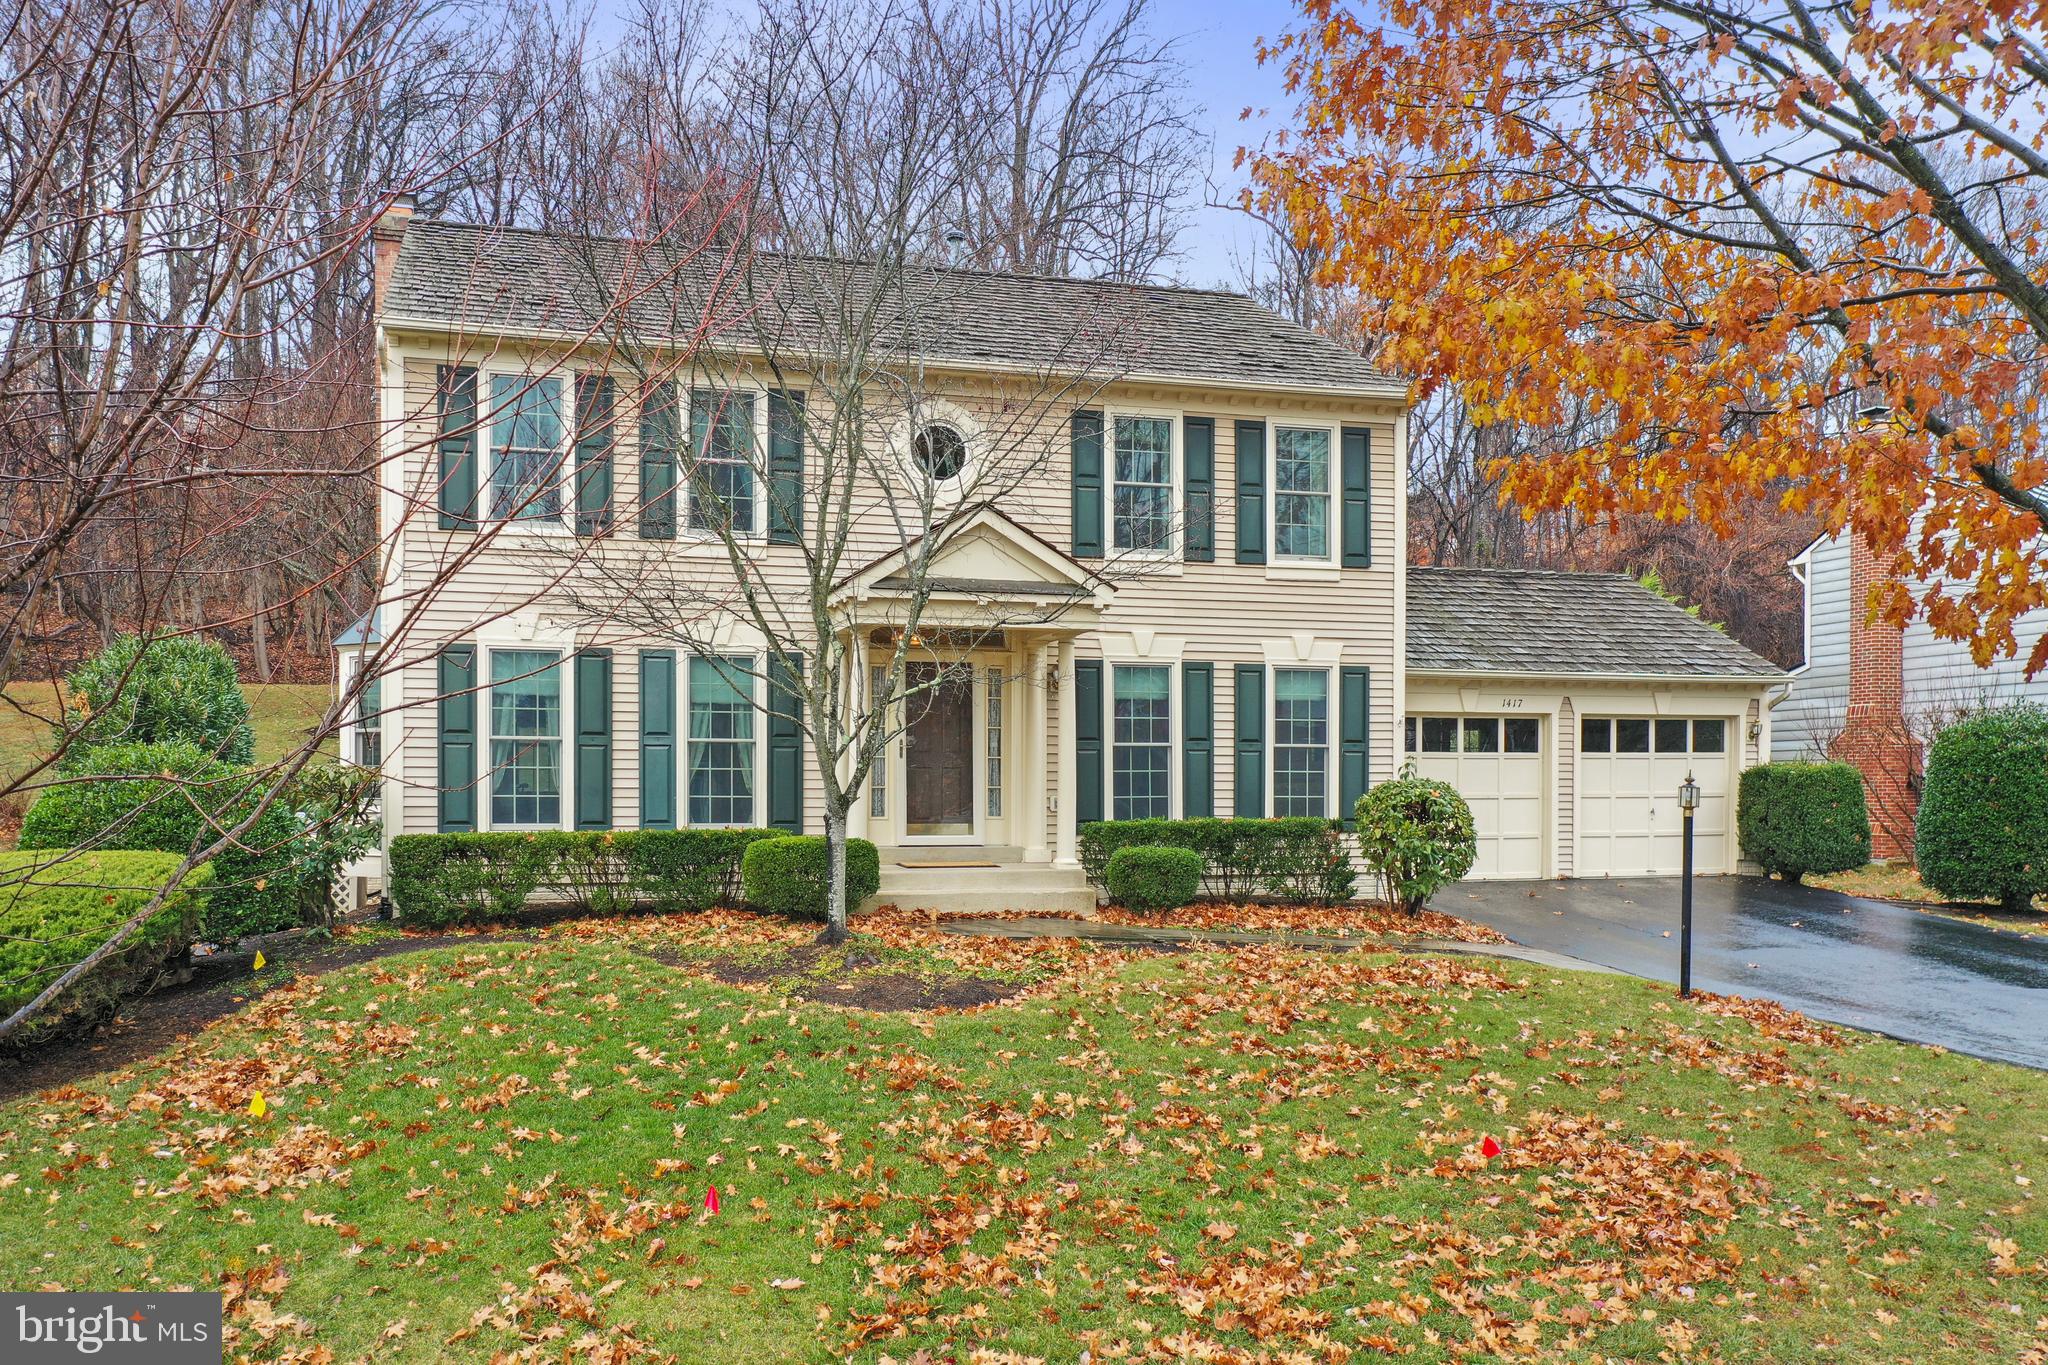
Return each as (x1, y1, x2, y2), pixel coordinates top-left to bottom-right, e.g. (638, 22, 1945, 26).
(740, 836, 881, 922)
(385, 828, 783, 927)
(1077, 817, 1356, 904)
(61, 633, 254, 767)
(1354, 778, 1477, 916)
(18, 741, 306, 942)
(1917, 705, 2048, 912)
(1105, 845, 1202, 912)
(0, 851, 213, 1052)
(1736, 762, 1870, 883)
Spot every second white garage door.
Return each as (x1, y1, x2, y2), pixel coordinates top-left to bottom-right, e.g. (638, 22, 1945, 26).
(1577, 716, 1730, 876)
(1406, 714, 1546, 879)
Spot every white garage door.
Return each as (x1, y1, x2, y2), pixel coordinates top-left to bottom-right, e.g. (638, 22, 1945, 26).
(1577, 716, 1730, 876)
(1406, 714, 1546, 879)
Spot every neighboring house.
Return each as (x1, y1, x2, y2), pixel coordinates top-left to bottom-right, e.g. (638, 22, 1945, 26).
(339, 203, 1781, 904)
(1777, 527, 2048, 858)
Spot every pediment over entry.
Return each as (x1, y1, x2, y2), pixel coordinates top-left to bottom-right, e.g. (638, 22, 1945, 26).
(832, 504, 1110, 614)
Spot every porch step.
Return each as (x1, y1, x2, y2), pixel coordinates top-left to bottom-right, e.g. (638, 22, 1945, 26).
(862, 856, 1098, 917)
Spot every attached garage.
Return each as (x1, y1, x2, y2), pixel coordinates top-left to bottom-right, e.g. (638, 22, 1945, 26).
(1404, 568, 1785, 881)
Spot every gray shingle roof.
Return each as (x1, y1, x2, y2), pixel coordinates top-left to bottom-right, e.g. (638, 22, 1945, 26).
(381, 219, 1400, 395)
(1407, 568, 1784, 679)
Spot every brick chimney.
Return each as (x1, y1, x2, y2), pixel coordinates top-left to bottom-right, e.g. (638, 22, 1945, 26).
(1830, 532, 1920, 860)
(370, 192, 417, 317)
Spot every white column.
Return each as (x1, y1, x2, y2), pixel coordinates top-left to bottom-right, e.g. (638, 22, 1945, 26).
(1054, 636, 1078, 867)
(1023, 640, 1050, 863)
(846, 630, 870, 843)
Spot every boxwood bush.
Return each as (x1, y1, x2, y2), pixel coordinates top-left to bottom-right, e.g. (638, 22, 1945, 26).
(386, 828, 783, 927)
(0, 850, 213, 1052)
(1917, 705, 2048, 912)
(1736, 762, 1871, 883)
(18, 740, 305, 942)
(1077, 817, 1356, 904)
(1354, 777, 1477, 915)
(740, 836, 881, 922)
(61, 633, 254, 767)
(1104, 845, 1202, 912)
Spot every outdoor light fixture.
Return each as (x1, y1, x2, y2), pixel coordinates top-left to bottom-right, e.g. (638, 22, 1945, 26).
(1677, 772, 1700, 998)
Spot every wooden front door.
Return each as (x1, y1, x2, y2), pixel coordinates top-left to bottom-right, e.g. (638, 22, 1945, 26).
(904, 662, 974, 836)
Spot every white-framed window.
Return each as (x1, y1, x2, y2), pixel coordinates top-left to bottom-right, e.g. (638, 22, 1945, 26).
(688, 654, 757, 826)
(1111, 414, 1176, 555)
(337, 651, 383, 769)
(1271, 666, 1330, 816)
(869, 664, 888, 819)
(489, 649, 565, 828)
(1111, 663, 1173, 820)
(688, 388, 760, 535)
(487, 373, 570, 523)
(1271, 424, 1334, 561)
(985, 666, 1004, 818)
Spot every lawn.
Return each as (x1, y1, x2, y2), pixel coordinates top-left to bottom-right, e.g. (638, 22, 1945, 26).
(0, 909, 2043, 1363)
(1814, 863, 2048, 936)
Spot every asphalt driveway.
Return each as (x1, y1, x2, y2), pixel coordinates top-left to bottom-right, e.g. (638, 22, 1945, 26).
(1445, 876, 2048, 1070)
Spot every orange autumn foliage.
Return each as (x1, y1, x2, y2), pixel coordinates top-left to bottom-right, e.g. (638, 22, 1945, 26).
(1251, 0, 2048, 673)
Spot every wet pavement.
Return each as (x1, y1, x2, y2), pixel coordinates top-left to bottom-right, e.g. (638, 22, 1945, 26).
(1446, 876, 2048, 1070)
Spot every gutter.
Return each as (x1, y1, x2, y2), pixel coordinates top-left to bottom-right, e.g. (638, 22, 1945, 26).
(1404, 667, 1788, 686)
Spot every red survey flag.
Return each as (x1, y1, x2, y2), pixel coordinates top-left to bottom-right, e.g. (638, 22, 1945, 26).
(703, 1184, 721, 1215)
(1480, 1136, 1502, 1158)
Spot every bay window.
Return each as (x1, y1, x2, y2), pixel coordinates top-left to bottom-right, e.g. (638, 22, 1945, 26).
(1272, 667, 1329, 816)
(1111, 664, 1172, 819)
(490, 649, 563, 827)
(688, 655, 756, 826)
(1111, 415, 1174, 554)
(1272, 426, 1332, 560)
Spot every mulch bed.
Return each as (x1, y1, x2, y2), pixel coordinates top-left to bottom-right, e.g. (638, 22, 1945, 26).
(0, 931, 495, 1104)
(665, 943, 1026, 1012)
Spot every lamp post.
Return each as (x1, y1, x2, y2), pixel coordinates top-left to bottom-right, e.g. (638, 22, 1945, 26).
(1677, 771, 1701, 998)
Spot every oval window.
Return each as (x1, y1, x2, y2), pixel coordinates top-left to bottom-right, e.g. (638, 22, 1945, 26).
(913, 423, 968, 481)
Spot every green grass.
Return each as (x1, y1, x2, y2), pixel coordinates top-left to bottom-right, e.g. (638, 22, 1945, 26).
(1814, 862, 2048, 934)
(0, 912, 2042, 1363)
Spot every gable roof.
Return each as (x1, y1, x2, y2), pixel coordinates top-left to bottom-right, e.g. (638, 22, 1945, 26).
(380, 219, 1401, 398)
(1407, 567, 1784, 680)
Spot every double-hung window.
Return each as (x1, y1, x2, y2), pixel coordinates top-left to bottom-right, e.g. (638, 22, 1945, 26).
(688, 656, 755, 825)
(490, 650, 563, 827)
(1111, 415, 1174, 554)
(489, 375, 567, 522)
(689, 390, 757, 534)
(1111, 664, 1172, 820)
(1272, 426, 1332, 560)
(1272, 667, 1329, 816)
(354, 671, 382, 768)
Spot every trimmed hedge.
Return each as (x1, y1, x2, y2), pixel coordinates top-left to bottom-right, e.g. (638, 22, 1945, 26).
(18, 740, 304, 942)
(387, 828, 782, 927)
(1078, 817, 1356, 904)
(62, 633, 254, 767)
(1354, 777, 1477, 915)
(0, 851, 213, 1052)
(1917, 705, 2048, 912)
(1736, 762, 1871, 883)
(1105, 845, 1202, 912)
(740, 836, 881, 922)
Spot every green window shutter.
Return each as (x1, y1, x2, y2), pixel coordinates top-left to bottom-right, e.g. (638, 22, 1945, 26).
(1183, 416, 1215, 563)
(1182, 661, 1214, 817)
(639, 381, 677, 540)
(766, 654, 804, 832)
(1234, 420, 1266, 565)
(1233, 663, 1265, 817)
(436, 644, 477, 831)
(573, 648, 613, 829)
(573, 375, 616, 535)
(1338, 665, 1371, 826)
(767, 390, 804, 545)
(1071, 409, 1104, 559)
(638, 650, 677, 829)
(436, 365, 478, 530)
(1340, 426, 1371, 568)
(1074, 658, 1105, 824)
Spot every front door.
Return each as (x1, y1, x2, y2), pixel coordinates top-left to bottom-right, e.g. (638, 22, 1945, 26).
(904, 662, 975, 837)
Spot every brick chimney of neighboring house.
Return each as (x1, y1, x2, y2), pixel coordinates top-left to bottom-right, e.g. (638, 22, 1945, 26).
(1831, 532, 1920, 860)
(370, 193, 416, 316)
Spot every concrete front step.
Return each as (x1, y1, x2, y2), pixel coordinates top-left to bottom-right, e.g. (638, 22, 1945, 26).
(862, 855, 1098, 916)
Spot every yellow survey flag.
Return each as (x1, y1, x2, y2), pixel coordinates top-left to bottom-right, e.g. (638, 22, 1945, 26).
(252, 950, 266, 971)
(249, 1092, 267, 1118)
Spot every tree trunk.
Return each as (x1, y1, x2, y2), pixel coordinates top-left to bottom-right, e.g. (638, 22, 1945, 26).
(250, 573, 271, 683)
(816, 803, 850, 945)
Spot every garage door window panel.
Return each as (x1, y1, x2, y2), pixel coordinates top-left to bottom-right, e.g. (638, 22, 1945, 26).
(1420, 717, 1458, 753)
(1655, 719, 1690, 753)
(1616, 719, 1651, 753)
(1692, 719, 1726, 753)
(1505, 718, 1539, 753)
(1581, 717, 1611, 753)
(1461, 718, 1498, 753)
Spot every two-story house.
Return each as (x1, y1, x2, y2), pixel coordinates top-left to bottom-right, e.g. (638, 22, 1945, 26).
(338, 204, 1783, 911)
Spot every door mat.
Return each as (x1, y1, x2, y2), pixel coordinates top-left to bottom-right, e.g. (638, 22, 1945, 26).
(896, 859, 1001, 869)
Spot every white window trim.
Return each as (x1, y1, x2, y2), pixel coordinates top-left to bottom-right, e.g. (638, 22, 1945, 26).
(1108, 659, 1177, 821)
(1107, 406, 1183, 562)
(1268, 419, 1340, 568)
(682, 651, 767, 829)
(481, 367, 577, 533)
(338, 650, 381, 769)
(479, 643, 573, 833)
(896, 397, 985, 503)
(1268, 663, 1335, 819)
